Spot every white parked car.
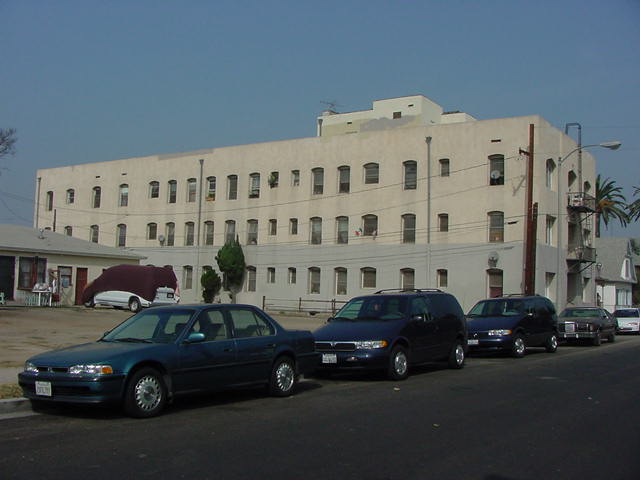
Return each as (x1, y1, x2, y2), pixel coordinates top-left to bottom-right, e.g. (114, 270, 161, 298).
(87, 287, 179, 312)
(613, 308, 640, 334)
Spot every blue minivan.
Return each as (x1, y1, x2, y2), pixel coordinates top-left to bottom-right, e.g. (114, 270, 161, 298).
(314, 289, 468, 380)
(466, 295, 558, 358)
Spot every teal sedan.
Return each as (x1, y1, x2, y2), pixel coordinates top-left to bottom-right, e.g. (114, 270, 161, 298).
(18, 304, 318, 417)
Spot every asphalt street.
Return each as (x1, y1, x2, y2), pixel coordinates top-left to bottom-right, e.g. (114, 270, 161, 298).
(1, 336, 639, 480)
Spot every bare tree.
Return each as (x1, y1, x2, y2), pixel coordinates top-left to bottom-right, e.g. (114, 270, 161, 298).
(0, 128, 17, 158)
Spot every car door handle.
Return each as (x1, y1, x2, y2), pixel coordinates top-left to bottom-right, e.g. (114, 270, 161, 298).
(223, 348, 234, 352)
(266, 343, 276, 348)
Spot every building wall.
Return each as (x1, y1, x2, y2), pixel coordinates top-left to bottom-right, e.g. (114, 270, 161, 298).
(34, 100, 598, 312)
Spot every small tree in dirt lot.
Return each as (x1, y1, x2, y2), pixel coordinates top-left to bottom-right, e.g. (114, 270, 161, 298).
(215, 237, 245, 302)
(201, 268, 222, 303)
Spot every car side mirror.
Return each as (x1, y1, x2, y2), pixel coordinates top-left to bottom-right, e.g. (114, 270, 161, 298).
(327, 317, 334, 323)
(184, 332, 205, 344)
(412, 313, 430, 322)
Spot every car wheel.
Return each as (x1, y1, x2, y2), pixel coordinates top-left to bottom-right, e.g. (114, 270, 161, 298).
(607, 331, 615, 343)
(545, 333, 558, 353)
(123, 368, 167, 418)
(387, 345, 409, 381)
(84, 297, 95, 308)
(592, 331, 602, 346)
(511, 334, 526, 358)
(129, 297, 142, 313)
(447, 340, 465, 369)
(269, 356, 297, 397)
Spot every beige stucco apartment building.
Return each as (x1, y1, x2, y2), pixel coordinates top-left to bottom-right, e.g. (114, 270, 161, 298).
(33, 95, 598, 312)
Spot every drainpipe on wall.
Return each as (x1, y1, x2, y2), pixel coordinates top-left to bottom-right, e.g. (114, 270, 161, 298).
(35, 177, 41, 229)
(195, 158, 204, 301)
(426, 136, 432, 287)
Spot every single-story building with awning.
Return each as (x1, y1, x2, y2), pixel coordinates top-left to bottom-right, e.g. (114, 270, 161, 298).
(0, 224, 145, 306)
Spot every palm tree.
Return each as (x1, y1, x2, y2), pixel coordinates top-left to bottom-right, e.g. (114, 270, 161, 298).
(627, 186, 640, 223)
(595, 175, 628, 237)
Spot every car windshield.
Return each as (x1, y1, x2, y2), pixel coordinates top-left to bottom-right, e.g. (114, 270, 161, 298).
(333, 297, 408, 321)
(468, 299, 526, 317)
(560, 308, 600, 318)
(102, 308, 196, 344)
(613, 309, 639, 318)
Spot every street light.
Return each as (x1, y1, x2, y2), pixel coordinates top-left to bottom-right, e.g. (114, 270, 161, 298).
(555, 140, 622, 308)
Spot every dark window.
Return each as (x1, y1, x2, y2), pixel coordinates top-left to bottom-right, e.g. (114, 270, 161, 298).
(403, 161, 417, 190)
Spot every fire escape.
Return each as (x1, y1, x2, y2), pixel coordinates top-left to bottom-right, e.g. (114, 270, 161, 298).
(566, 191, 596, 274)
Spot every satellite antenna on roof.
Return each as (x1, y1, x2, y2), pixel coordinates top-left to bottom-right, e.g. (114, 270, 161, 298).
(320, 100, 343, 114)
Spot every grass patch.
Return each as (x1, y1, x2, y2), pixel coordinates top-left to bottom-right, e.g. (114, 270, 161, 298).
(0, 384, 22, 399)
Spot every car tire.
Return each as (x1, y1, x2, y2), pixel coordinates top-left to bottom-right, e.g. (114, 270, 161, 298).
(269, 356, 297, 397)
(84, 298, 95, 308)
(387, 345, 409, 381)
(545, 333, 558, 353)
(129, 297, 142, 313)
(123, 368, 167, 418)
(607, 331, 615, 343)
(511, 334, 526, 358)
(592, 331, 602, 346)
(447, 340, 465, 369)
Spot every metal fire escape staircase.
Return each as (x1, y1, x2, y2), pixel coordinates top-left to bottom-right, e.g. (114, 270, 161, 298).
(566, 192, 596, 274)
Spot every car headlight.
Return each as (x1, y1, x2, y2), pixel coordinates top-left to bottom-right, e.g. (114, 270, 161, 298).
(354, 340, 389, 349)
(487, 329, 512, 336)
(24, 362, 38, 373)
(69, 364, 114, 375)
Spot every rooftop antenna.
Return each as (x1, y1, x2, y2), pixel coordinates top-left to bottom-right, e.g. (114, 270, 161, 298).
(320, 100, 343, 113)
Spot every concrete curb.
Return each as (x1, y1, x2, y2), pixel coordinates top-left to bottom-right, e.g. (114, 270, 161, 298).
(0, 397, 32, 415)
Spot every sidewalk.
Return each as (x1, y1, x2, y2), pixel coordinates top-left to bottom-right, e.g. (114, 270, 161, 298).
(0, 305, 326, 416)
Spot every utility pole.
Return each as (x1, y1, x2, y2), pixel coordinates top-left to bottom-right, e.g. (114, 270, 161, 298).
(522, 124, 536, 295)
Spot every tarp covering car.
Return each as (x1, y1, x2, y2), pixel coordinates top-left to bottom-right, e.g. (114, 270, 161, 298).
(82, 265, 178, 304)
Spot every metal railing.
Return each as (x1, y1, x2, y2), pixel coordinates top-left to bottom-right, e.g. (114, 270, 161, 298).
(262, 296, 347, 315)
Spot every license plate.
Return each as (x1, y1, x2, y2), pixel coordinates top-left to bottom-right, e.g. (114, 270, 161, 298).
(322, 353, 337, 364)
(468, 339, 479, 346)
(35, 381, 52, 397)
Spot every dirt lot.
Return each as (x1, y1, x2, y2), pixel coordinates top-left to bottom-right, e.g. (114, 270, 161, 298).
(0, 305, 326, 397)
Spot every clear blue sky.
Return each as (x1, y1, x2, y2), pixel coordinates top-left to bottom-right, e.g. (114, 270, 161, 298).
(1, 0, 639, 237)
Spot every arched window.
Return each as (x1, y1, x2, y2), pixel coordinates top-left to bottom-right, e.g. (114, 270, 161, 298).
(403, 161, 417, 190)
(119, 184, 129, 207)
(64, 226, 72, 236)
(89, 225, 99, 243)
(168, 180, 177, 203)
(204, 221, 214, 245)
(488, 211, 504, 243)
(401, 268, 415, 289)
(362, 214, 378, 236)
(66, 189, 75, 204)
(437, 269, 448, 288)
(165, 222, 175, 246)
(206, 176, 216, 200)
(308, 267, 321, 294)
(116, 224, 127, 247)
(147, 223, 157, 240)
(361, 267, 377, 289)
(246, 266, 257, 292)
(402, 214, 416, 243)
(336, 216, 349, 244)
(184, 222, 195, 246)
(46, 191, 54, 211)
(249, 173, 260, 198)
(149, 181, 159, 199)
(92, 186, 101, 208)
(338, 166, 350, 193)
(364, 163, 379, 184)
(312, 167, 324, 195)
(439, 158, 450, 177)
(227, 175, 238, 200)
(488, 269, 503, 298)
(247, 219, 258, 244)
(489, 154, 505, 185)
(186, 178, 197, 203)
(545, 159, 556, 189)
(225, 220, 236, 244)
(310, 217, 322, 245)
(335, 267, 347, 295)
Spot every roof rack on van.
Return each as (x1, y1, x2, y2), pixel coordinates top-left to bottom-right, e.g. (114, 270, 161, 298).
(374, 288, 444, 295)
(502, 293, 541, 297)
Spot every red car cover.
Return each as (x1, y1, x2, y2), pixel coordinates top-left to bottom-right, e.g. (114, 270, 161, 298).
(82, 265, 178, 304)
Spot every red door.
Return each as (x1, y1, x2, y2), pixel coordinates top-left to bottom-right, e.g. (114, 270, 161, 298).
(75, 268, 88, 305)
